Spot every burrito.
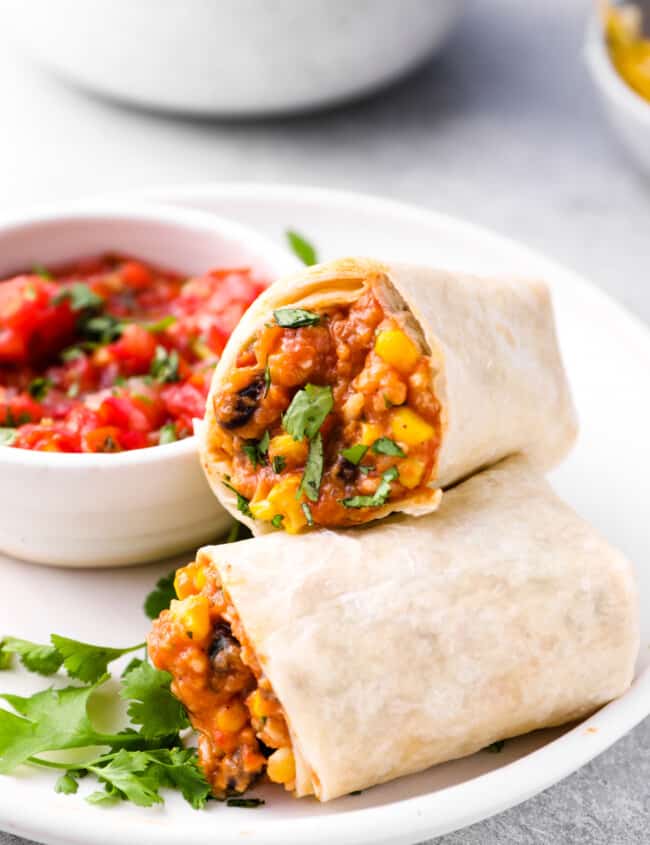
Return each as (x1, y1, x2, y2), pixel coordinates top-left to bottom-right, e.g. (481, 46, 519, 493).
(199, 258, 577, 534)
(148, 457, 638, 800)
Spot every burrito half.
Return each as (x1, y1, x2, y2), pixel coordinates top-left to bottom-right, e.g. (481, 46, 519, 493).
(199, 258, 577, 534)
(148, 457, 637, 800)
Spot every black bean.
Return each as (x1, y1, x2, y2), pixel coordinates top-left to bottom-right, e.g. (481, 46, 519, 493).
(335, 456, 357, 484)
(208, 622, 237, 659)
(217, 374, 265, 430)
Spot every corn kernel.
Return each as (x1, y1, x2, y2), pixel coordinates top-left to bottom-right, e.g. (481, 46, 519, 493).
(390, 407, 435, 446)
(216, 700, 249, 733)
(174, 561, 206, 599)
(169, 595, 211, 644)
(248, 689, 274, 719)
(266, 747, 296, 784)
(250, 476, 307, 534)
(268, 434, 308, 468)
(398, 458, 426, 489)
(374, 329, 420, 374)
(360, 422, 382, 447)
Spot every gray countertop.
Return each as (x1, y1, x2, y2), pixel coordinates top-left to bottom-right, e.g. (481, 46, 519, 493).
(0, 0, 648, 842)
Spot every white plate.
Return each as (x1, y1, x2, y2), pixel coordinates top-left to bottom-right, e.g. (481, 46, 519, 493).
(2, 184, 649, 845)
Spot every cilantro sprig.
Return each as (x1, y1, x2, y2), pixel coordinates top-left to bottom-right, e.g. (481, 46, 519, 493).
(273, 307, 320, 328)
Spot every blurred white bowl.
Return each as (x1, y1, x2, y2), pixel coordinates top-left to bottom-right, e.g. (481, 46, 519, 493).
(0, 202, 298, 567)
(2, 0, 464, 116)
(585, 12, 650, 174)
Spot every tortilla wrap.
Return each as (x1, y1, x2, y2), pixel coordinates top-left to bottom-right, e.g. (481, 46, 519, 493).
(199, 259, 578, 533)
(185, 456, 638, 800)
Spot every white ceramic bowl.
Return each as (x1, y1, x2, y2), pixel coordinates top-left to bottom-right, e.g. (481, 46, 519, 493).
(1, 0, 464, 116)
(0, 203, 298, 567)
(585, 12, 650, 174)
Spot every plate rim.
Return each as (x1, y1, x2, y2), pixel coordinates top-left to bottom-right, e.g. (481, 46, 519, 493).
(2, 181, 649, 845)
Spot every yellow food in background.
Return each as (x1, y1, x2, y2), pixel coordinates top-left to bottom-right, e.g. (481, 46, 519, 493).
(604, 2, 650, 101)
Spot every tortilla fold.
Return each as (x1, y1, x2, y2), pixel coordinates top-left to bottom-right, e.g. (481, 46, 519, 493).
(199, 258, 578, 533)
(196, 456, 638, 800)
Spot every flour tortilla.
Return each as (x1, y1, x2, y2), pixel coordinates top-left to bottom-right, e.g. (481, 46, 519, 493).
(199, 258, 578, 533)
(197, 456, 638, 800)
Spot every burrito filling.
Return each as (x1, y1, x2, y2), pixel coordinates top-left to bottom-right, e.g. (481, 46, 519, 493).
(209, 286, 441, 531)
(148, 559, 296, 797)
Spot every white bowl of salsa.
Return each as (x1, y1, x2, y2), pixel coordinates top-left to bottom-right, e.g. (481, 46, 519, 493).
(0, 202, 299, 567)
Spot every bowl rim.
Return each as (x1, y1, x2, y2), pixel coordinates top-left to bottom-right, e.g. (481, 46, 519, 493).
(0, 199, 296, 469)
(584, 9, 650, 129)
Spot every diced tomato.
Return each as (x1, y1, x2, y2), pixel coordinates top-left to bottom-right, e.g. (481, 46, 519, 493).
(161, 382, 208, 421)
(120, 260, 152, 290)
(108, 324, 157, 375)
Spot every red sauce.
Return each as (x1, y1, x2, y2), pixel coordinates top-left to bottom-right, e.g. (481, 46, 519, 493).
(0, 255, 267, 452)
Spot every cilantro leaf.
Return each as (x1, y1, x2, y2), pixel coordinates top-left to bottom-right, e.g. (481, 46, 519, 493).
(299, 433, 323, 503)
(27, 376, 52, 401)
(283, 384, 333, 441)
(150, 346, 180, 383)
(144, 748, 211, 809)
(87, 749, 163, 807)
(286, 230, 318, 266)
(0, 637, 63, 675)
(301, 503, 314, 526)
(144, 571, 176, 620)
(50, 635, 144, 684)
(272, 455, 286, 474)
(341, 444, 368, 466)
(60, 346, 85, 362)
(53, 283, 103, 311)
(55, 772, 79, 794)
(372, 437, 405, 457)
(271, 514, 284, 528)
(342, 466, 399, 509)
(0, 428, 17, 447)
(0, 677, 107, 773)
(120, 661, 188, 740)
(222, 481, 252, 517)
(273, 308, 320, 328)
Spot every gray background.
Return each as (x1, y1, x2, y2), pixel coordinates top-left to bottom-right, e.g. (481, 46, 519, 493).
(0, 0, 648, 842)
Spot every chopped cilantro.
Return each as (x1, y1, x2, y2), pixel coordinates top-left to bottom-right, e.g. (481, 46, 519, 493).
(272, 455, 286, 474)
(150, 346, 180, 383)
(222, 481, 252, 517)
(158, 423, 177, 445)
(342, 466, 399, 509)
(286, 230, 318, 266)
(273, 308, 320, 328)
(372, 437, 405, 458)
(283, 384, 333, 441)
(242, 431, 269, 467)
(264, 362, 271, 397)
(60, 346, 85, 362)
(227, 797, 265, 808)
(299, 433, 324, 503)
(142, 315, 177, 333)
(27, 376, 52, 401)
(341, 444, 368, 465)
(301, 503, 314, 526)
(271, 514, 284, 528)
(0, 428, 17, 447)
(79, 314, 124, 344)
(32, 264, 52, 280)
(54, 283, 103, 312)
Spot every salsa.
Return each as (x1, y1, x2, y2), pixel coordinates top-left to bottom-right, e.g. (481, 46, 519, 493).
(207, 285, 441, 532)
(0, 255, 267, 452)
